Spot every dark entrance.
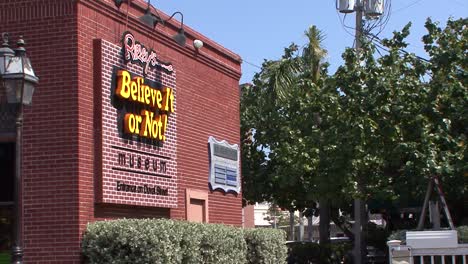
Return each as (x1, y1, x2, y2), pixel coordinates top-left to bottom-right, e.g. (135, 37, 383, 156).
(0, 142, 14, 263)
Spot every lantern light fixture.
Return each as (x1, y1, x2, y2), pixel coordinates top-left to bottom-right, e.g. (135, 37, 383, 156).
(114, 0, 187, 47)
(0, 32, 39, 264)
(0, 33, 39, 106)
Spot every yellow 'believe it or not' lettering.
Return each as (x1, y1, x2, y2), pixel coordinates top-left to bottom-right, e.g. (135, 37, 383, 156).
(116, 70, 173, 141)
(116, 70, 174, 112)
(124, 111, 168, 141)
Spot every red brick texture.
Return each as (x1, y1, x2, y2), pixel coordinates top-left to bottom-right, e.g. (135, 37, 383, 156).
(95, 38, 179, 208)
(0, 1, 80, 263)
(243, 205, 256, 228)
(1, 0, 242, 262)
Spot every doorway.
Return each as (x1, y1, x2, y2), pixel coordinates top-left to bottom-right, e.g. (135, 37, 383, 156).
(186, 189, 209, 223)
(0, 142, 14, 263)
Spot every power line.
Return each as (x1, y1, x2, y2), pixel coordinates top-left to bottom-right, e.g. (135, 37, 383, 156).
(364, 0, 392, 38)
(367, 32, 431, 63)
(334, 0, 393, 47)
(392, 0, 424, 14)
(242, 59, 262, 69)
(338, 11, 358, 38)
(450, 0, 467, 6)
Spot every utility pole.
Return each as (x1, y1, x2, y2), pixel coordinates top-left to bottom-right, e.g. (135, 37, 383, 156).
(336, 0, 385, 262)
(353, 1, 367, 263)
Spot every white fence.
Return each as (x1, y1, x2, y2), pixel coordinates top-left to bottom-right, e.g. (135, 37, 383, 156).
(388, 240, 468, 264)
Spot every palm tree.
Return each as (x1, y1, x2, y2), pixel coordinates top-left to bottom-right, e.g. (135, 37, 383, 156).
(259, 25, 327, 100)
(302, 26, 327, 83)
(252, 26, 330, 242)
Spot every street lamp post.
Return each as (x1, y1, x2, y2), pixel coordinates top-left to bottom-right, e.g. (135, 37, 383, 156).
(0, 33, 39, 264)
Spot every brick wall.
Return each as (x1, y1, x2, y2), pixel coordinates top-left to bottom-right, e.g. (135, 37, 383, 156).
(0, 0, 243, 262)
(95, 37, 178, 208)
(77, 0, 243, 226)
(243, 205, 256, 228)
(0, 0, 80, 263)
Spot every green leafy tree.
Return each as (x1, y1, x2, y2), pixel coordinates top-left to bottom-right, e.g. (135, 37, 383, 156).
(329, 18, 466, 224)
(418, 18, 467, 217)
(241, 26, 331, 212)
(241, 18, 467, 233)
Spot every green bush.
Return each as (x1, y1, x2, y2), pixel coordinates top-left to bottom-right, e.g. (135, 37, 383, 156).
(82, 219, 286, 264)
(198, 223, 247, 264)
(244, 228, 287, 264)
(457, 226, 468, 243)
(82, 219, 187, 264)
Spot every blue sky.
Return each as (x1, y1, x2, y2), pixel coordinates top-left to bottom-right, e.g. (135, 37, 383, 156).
(156, 0, 467, 84)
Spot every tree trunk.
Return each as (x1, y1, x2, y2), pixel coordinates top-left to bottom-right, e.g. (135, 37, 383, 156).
(289, 210, 295, 241)
(308, 215, 314, 241)
(298, 211, 304, 241)
(353, 198, 367, 264)
(319, 199, 330, 244)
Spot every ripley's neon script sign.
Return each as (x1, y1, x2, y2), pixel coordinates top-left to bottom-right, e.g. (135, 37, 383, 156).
(122, 31, 174, 75)
(115, 70, 175, 141)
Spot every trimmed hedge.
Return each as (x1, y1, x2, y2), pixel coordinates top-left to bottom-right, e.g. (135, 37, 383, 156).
(244, 228, 287, 264)
(82, 219, 187, 264)
(82, 219, 287, 264)
(197, 223, 247, 264)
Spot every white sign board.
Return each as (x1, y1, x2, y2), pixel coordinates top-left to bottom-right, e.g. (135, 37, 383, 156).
(208, 136, 240, 194)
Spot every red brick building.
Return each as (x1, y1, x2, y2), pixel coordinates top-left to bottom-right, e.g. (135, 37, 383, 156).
(0, 0, 243, 262)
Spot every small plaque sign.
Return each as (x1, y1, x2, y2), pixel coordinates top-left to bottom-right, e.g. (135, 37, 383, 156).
(208, 136, 240, 194)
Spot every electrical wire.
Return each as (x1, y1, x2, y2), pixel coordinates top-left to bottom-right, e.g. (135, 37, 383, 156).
(338, 11, 358, 38)
(242, 59, 262, 69)
(371, 38, 385, 57)
(331, 0, 354, 36)
(333, 0, 430, 64)
(364, 0, 392, 38)
(392, 0, 424, 14)
(333, 0, 431, 66)
(367, 32, 431, 63)
(334, 0, 393, 46)
(125, 0, 131, 32)
(450, 0, 467, 7)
